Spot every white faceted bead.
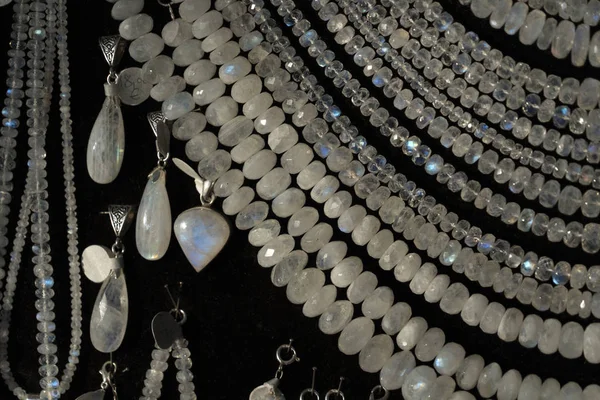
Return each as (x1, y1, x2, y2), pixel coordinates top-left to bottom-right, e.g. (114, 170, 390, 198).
(380, 351, 416, 391)
(379, 241, 408, 271)
(439, 283, 469, 314)
(477, 362, 503, 398)
(338, 317, 375, 355)
(271, 250, 307, 287)
(272, 188, 305, 218)
(362, 287, 394, 319)
(449, 391, 475, 400)
(434, 342, 466, 376)
(396, 317, 428, 350)
(173, 39, 205, 66)
(219, 56, 252, 84)
(311, 176, 340, 204)
(352, 215, 381, 246)
(402, 366, 437, 400)
(162, 19, 193, 47)
(205, 96, 238, 127)
(498, 308, 524, 342)
(151, 75, 186, 102)
(497, 369, 522, 400)
(584, 323, 600, 363)
(185, 131, 217, 162)
(538, 318, 561, 355)
(316, 241, 347, 270)
(231, 135, 264, 164)
(347, 271, 378, 304)
(243, 149, 277, 180)
(559, 321, 584, 359)
(179, 0, 211, 22)
(423, 375, 456, 400)
(359, 334, 394, 373)
(244, 92, 273, 119)
(415, 328, 445, 362)
(193, 79, 226, 108)
(249, 219, 281, 247)
(288, 207, 319, 237)
(394, 253, 421, 282)
(286, 268, 325, 304)
(256, 168, 291, 200)
(382, 302, 412, 336)
(300, 223, 333, 253)
(255, 107, 286, 134)
(303, 285, 337, 318)
(192, 10, 223, 38)
(324, 191, 352, 219)
(111, 0, 143, 20)
(162, 92, 194, 120)
(218, 115, 253, 147)
(184, 60, 217, 85)
(281, 143, 314, 174)
(460, 294, 489, 326)
(519, 10, 545, 45)
(268, 124, 298, 154)
(119, 13, 153, 40)
(338, 205, 367, 233)
(202, 27, 233, 52)
(235, 201, 269, 230)
(456, 355, 484, 390)
(330, 256, 363, 287)
(297, 161, 327, 190)
(367, 230, 394, 259)
(518, 314, 544, 348)
(257, 234, 294, 268)
(231, 74, 262, 103)
(129, 33, 164, 62)
(318, 300, 354, 334)
(552, 20, 575, 59)
(209, 41, 240, 65)
(480, 302, 506, 334)
(518, 375, 542, 400)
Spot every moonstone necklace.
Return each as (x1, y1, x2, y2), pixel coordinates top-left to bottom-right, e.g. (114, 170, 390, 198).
(0, 0, 83, 399)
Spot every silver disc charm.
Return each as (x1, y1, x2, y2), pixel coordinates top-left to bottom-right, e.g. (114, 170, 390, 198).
(82, 245, 122, 283)
(117, 67, 151, 106)
(250, 379, 285, 400)
(152, 311, 183, 350)
(75, 389, 105, 400)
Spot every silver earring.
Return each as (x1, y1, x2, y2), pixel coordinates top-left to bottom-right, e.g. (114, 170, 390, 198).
(250, 340, 301, 400)
(300, 367, 319, 400)
(325, 377, 345, 400)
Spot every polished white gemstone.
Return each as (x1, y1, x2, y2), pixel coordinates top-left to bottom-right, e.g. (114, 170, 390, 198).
(162, 92, 195, 120)
(352, 215, 381, 246)
(324, 190, 352, 219)
(255, 107, 286, 134)
(222, 187, 254, 216)
(584, 323, 600, 364)
(380, 241, 409, 271)
(173, 39, 204, 67)
(268, 124, 298, 154)
(359, 334, 394, 373)
(461, 294, 489, 326)
(219, 56, 252, 84)
(180, 0, 211, 21)
(477, 362, 503, 398)
(248, 219, 280, 247)
(590, 31, 600, 67)
(271, 250, 308, 287)
(434, 342, 466, 376)
(235, 201, 269, 230)
(184, 60, 217, 85)
(338, 317, 374, 355)
(410, 263, 437, 295)
(205, 96, 238, 127)
(174, 207, 230, 272)
(82, 245, 120, 283)
(298, 161, 327, 190)
(231, 74, 262, 104)
(538, 318, 562, 355)
(402, 366, 437, 400)
(347, 271, 378, 304)
(382, 302, 412, 336)
(202, 27, 233, 52)
(424, 275, 451, 303)
(552, 20, 576, 59)
(185, 131, 218, 162)
(519, 10, 545, 45)
(498, 308, 524, 342)
(380, 351, 416, 390)
(338, 205, 367, 233)
(303, 285, 337, 317)
(192, 10, 223, 38)
(90, 269, 128, 353)
(136, 169, 171, 261)
(244, 92, 273, 119)
(218, 115, 253, 146)
(162, 19, 193, 47)
(272, 188, 305, 218)
(440, 283, 469, 315)
(330, 256, 363, 287)
(497, 370, 522, 400)
(129, 33, 164, 62)
(141, 55, 174, 85)
(231, 135, 265, 164)
(397, 317, 428, 350)
(287, 207, 319, 237)
(394, 253, 422, 282)
(87, 89, 124, 184)
(150, 75, 186, 102)
(316, 241, 347, 270)
(456, 355, 484, 390)
(300, 223, 333, 253)
(119, 13, 153, 40)
(214, 169, 244, 199)
(367, 229, 394, 259)
(480, 302, 506, 334)
(318, 300, 354, 334)
(415, 327, 445, 362)
(559, 321, 584, 359)
(572, 24, 590, 67)
(111, 0, 143, 20)
(210, 41, 240, 65)
(286, 267, 325, 305)
(362, 286, 394, 319)
(258, 234, 294, 268)
(311, 176, 339, 204)
(243, 149, 277, 180)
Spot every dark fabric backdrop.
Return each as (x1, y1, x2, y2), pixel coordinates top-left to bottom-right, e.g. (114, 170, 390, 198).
(0, 1, 597, 399)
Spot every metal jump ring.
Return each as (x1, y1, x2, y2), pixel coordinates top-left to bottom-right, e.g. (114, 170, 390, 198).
(170, 308, 187, 325)
(369, 385, 389, 400)
(300, 388, 320, 400)
(276, 343, 299, 366)
(324, 390, 345, 400)
(156, 0, 172, 6)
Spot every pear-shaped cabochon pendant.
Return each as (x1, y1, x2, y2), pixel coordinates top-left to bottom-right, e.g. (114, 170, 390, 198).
(87, 84, 125, 184)
(174, 207, 230, 273)
(75, 390, 105, 400)
(90, 269, 128, 353)
(250, 379, 285, 400)
(136, 168, 172, 261)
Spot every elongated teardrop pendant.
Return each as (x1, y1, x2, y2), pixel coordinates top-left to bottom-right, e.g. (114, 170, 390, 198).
(90, 268, 128, 353)
(136, 168, 172, 260)
(250, 379, 285, 400)
(174, 207, 230, 272)
(87, 83, 125, 184)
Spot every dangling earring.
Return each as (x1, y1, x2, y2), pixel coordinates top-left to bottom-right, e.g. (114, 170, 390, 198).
(87, 36, 127, 184)
(135, 112, 172, 261)
(325, 378, 345, 400)
(250, 340, 301, 400)
(75, 361, 119, 400)
(300, 367, 319, 400)
(139, 282, 197, 400)
(172, 158, 231, 272)
(368, 385, 389, 400)
(82, 205, 135, 354)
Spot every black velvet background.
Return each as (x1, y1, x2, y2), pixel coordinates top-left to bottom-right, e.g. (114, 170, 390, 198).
(0, 1, 597, 399)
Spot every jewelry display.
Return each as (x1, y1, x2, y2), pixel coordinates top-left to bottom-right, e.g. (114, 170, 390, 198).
(135, 112, 172, 261)
(1, 0, 599, 397)
(87, 36, 127, 184)
(250, 340, 301, 400)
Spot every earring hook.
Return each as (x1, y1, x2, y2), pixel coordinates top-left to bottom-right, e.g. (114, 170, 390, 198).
(324, 377, 345, 400)
(164, 282, 187, 324)
(299, 367, 320, 400)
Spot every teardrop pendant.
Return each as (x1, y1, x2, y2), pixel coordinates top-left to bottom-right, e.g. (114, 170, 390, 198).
(87, 83, 125, 184)
(75, 389, 106, 400)
(136, 168, 172, 260)
(249, 379, 285, 400)
(90, 268, 129, 353)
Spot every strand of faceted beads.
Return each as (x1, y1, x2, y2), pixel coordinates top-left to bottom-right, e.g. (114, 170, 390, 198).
(172, 339, 196, 400)
(140, 347, 170, 400)
(331, 0, 600, 222)
(55, 0, 83, 393)
(506, 0, 600, 26)
(109, 1, 600, 393)
(259, 0, 600, 318)
(463, 0, 600, 67)
(349, 0, 600, 182)
(275, 0, 600, 256)
(0, 0, 83, 398)
(388, 0, 600, 150)
(265, 0, 600, 281)
(175, 48, 600, 397)
(333, 0, 600, 230)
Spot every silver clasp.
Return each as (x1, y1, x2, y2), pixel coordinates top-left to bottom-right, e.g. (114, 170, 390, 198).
(100, 361, 119, 400)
